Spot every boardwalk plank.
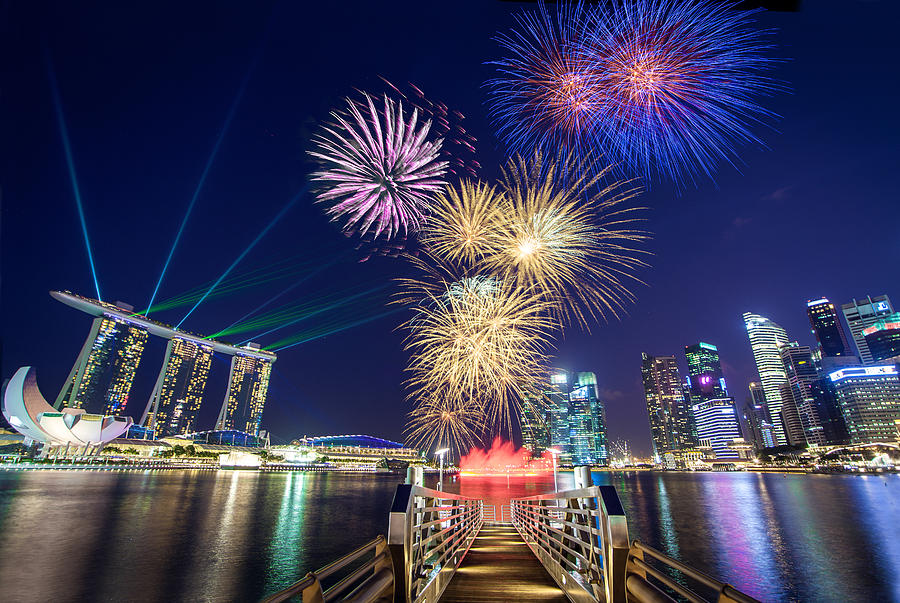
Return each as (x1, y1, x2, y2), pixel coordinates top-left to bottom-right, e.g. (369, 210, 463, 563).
(439, 525, 567, 602)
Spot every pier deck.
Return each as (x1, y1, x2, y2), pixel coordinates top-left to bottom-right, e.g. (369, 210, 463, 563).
(439, 525, 566, 602)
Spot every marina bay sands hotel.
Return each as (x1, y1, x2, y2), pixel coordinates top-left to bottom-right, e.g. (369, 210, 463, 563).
(50, 291, 276, 439)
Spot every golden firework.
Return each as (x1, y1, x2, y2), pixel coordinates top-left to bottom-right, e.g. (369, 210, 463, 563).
(489, 152, 650, 328)
(421, 180, 504, 266)
(402, 273, 553, 437)
(404, 394, 486, 458)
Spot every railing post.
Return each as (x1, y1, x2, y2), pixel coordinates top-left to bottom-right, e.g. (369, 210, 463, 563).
(388, 484, 413, 602)
(597, 485, 630, 603)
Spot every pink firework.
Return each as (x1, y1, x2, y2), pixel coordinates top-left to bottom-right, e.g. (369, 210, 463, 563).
(310, 93, 448, 241)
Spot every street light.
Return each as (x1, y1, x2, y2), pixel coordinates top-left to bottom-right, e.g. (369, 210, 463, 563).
(435, 448, 450, 491)
(546, 448, 561, 492)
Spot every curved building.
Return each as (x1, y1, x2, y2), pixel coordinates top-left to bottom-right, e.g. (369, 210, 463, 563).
(1, 366, 132, 456)
(743, 312, 791, 445)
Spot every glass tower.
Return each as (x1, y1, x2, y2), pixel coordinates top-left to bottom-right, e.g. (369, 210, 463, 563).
(841, 295, 894, 364)
(568, 372, 608, 465)
(56, 315, 149, 416)
(743, 312, 791, 445)
(684, 342, 728, 400)
(641, 353, 692, 462)
(216, 348, 274, 435)
(545, 370, 572, 461)
(143, 337, 213, 437)
(862, 313, 900, 363)
(806, 298, 851, 357)
(691, 398, 742, 459)
(520, 390, 550, 456)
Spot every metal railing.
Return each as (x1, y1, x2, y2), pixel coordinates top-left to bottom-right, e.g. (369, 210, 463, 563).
(261, 535, 392, 603)
(387, 484, 482, 603)
(482, 503, 512, 524)
(625, 541, 760, 603)
(511, 484, 630, 603)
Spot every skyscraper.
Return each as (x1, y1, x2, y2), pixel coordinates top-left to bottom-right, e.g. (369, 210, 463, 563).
(545, 369, 572, 460)
(215, 345, 275, 435)
(829, 366, 900, 444)
(779, 343, 824, 446)
(842, 295, 894, 364)
(143, 337, 214, 437)
(568, 372, 608, 465)
(520, 390, 550, 456)
(743, 312, 791, 445)
(806, 298, 851, 358)
(56, 314, 149, 416)
(641, 353, 692, 462)
(862, 313, 900, 363)
(684, 342, 728, 400)
(691, 398, 742, 459)
(741, 382, 775, 449)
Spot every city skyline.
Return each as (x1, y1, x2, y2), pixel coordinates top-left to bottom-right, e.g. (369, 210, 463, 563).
(3, 2, 899, 456)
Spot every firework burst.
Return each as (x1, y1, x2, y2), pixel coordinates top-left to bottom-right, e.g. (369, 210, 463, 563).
(404, 394, 486, 458)
(488, 0, 781, 184)
(401, 267, 554, 436)
(420, 180, 504, 267)
(489, 152, 649, 328)
(309, 93, 448, 241)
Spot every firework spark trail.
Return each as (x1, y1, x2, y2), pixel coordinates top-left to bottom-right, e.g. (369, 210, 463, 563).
(489, 152, 650, 328)
(488, 0, 781, 184)
(309, 93, 448, 242)
(405, 394, 487, 459)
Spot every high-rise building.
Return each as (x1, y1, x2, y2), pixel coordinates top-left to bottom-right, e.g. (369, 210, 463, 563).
(691, 398, 742, 459)
(56, 314, 149, 416)
(544, 369, 572, 461)
(829, 366, 900, 444)
(568, 372, 608, 465)
(862, 313, 900, 363)
(143, 337, 214, 437)
(842, 295, 894, 364)
(641, 354, 692, 461)
(684, 342, 728, 400)
(743, 312, 791, 445)
(740, 382, 775, 450)
(216, 345, 274, 435)
(520, 390, 550, 456)
(806, 298, 851, 357)
(779, 343, 828, 446)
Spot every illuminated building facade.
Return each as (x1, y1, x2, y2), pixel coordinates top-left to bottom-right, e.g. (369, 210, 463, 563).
(216, 345, 274, 435)
(862, 313, 900, 363)
(743, 312, 791, 445)
(691, 398, 742, 459)
(56, 312, 148, 416)
(641, 353, 692, 461)
(545, 369, 572, 460)
(830, 366, 900, 444)
(842, 295, 894, 364)
(684, 342, 728, 401)
(739, 382, 775, 450)
(779, 343, 824, 446)
(520, 390, 550, 456)
(143, 337, 213, 437)
(806, 298, 851, 357)
(568, 372, 608, 465)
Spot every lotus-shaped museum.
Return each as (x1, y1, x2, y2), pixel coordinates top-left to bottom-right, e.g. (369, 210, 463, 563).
(1, 366, 132, 455)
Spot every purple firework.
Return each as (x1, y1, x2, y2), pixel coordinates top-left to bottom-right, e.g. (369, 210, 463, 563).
(310, 93, 448, 241)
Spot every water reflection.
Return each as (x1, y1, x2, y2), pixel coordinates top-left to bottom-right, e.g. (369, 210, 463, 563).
(0, 470, 897, 601)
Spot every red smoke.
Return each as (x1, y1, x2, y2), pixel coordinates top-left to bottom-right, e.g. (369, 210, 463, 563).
(459, 437, 554, 475)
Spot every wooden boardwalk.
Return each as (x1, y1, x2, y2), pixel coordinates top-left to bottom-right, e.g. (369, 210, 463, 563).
(439, 525, 567, 603)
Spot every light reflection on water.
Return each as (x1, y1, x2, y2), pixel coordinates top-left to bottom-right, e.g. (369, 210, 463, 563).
(0, 469, 897, 602)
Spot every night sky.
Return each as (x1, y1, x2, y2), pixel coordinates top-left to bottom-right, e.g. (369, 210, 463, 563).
(3, 1, 898, 456)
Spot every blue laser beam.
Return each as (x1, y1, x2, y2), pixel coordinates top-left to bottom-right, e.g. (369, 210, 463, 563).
(176, 187, 306, 329)
(145, 59, 259, 316)
(238, 284, 387, 345)
(46, 52, 102, 301)
(271, 309, 402, 352)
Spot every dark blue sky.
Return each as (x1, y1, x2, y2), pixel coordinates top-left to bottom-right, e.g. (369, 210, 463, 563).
(2, 1, 898, 456)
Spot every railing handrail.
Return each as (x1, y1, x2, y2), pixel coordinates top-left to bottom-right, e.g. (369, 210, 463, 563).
(261, 535, 391, 603)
